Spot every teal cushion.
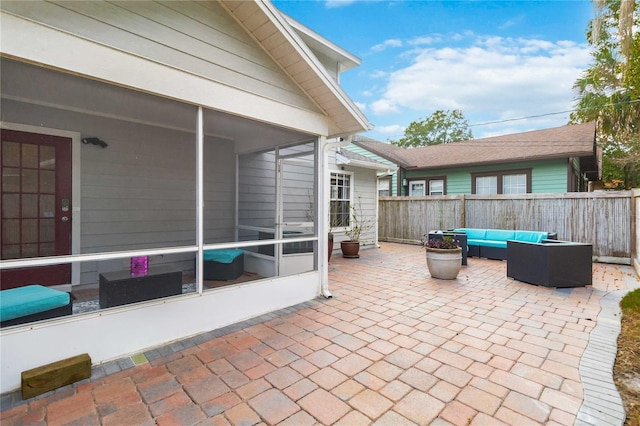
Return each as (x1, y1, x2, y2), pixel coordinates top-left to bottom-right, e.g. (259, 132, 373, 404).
(485, 229, 516, 241)
(478, 240, 508, 248)
(0, 285, 70, 322)
(454, 228, 487, 240)
(203, 249, 244, 264)
(515, 231, 547, 243)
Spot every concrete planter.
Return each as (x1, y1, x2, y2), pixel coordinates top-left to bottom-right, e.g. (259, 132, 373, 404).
(425, 247, 462, 279)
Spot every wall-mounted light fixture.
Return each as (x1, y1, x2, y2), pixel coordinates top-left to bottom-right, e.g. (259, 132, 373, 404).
(402, 178, 408, 186)
(82, 137, 108, 148)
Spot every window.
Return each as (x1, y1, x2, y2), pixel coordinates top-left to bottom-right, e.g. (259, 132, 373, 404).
(409, 180, 425, 196)
(429, 179, 444, 196)
(408, 177, 447, 196)
(475, 176, 497, 195)
(471, 169, 532, 194)
(503, 174, 527, 194)
(330, 172, 351, 228)
(378, 178, 391, 197)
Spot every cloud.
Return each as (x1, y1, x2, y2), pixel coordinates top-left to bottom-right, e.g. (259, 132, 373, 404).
(369, 35, 591, 131)
(324, 0, 357, 8)
(375, 124, 405, 136)
(371, 99, 400, 115)
(371, 39, 403, 52)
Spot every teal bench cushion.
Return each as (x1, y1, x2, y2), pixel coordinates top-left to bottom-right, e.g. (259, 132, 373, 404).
(479, 240, 508, 248)
(0, 285, 70, 322)
(515, 231, 547, 243)
(453, 228, 486, 240)
(203, 249, 244, 264)
(485, 229, 516, 241)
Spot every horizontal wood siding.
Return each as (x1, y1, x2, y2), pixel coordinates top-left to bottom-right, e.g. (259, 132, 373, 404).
(1, 0, 319, 113)
(379, 192, 633, 262)
(4, 93, 240, 284)
(406, 159, 569, 194)
(238, 145, 316, 241)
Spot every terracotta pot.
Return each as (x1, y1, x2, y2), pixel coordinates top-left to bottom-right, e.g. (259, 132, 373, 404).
(425, 247, 462, 279)
(340, 240, 360, 258)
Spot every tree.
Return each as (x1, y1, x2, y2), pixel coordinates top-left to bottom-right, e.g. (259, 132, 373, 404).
(571, 0, 640, 189)
(390, 109, 473, 148)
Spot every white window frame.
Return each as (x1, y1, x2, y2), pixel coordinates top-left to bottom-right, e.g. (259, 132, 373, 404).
(429, 179, 444, 196)
(330, 171, 353, 229)
(409, 180, 426, 196)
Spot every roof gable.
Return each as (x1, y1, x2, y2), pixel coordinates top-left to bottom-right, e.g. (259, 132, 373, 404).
(221, 1, 372, 138)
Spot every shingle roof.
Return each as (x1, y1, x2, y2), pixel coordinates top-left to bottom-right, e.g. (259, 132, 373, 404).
(354, 122, 597, 170)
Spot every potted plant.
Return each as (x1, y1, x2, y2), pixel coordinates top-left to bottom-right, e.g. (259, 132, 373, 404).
(423, 235, 462, 279)
(340, 197, 375, 258)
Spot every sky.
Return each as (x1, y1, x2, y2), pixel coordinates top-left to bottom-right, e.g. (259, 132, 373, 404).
(272, 0, 595, 141)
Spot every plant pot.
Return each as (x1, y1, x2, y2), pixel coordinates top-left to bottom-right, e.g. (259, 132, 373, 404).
(425, 247, 462, 279)
(340, 240, 360, 258)
(328, 233, 334, 262)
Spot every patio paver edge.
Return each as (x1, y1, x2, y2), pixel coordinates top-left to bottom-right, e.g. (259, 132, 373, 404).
(575, 268, 640, 426)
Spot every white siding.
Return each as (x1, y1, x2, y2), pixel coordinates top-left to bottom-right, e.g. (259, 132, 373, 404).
(0, 0, 320, 114)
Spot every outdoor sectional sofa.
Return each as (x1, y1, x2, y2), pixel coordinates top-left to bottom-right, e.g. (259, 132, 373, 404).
(451, 228, 554, 260)
(507, 239, 593, 287)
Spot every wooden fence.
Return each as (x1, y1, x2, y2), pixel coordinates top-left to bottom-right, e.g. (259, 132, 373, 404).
(379, 191, 635, 265)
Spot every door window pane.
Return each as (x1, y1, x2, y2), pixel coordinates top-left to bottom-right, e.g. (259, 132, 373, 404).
(22, 169, 38, 192)
(2, 194, 20, 218)
(2, 168, 20, 192)
(40, 170, 55, 193)
(21, 144, 38, 168)
(2, 142, 20, 167)
(22, 194, 38, 218)
(476, 176, 497, 194)
(40, 146, 56, 169)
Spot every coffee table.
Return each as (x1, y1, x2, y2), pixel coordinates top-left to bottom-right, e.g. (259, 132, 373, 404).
(99, 265, 182, 308)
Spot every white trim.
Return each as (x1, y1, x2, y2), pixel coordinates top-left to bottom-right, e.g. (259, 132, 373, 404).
(196, 107, 204, 294)
(0, 121, 82, 285)
(257, 2, 372, 134)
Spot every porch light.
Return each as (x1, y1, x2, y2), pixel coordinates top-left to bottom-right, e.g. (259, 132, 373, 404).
(82, 137, 108, 148)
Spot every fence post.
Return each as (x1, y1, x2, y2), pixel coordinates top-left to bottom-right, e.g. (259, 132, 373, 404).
(461, 194, 466, 227)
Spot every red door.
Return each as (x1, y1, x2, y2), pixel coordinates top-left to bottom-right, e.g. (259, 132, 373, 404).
(1, 129, 72, 289)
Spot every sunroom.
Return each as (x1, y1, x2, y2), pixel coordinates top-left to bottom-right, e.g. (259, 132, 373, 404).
(0, 0, 370, 393)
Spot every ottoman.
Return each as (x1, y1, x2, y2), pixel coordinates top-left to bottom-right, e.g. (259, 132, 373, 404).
(1, 285, 72, 327)
(203, 249, 244, 280)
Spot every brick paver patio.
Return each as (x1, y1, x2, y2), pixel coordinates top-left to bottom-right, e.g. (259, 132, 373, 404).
(1, 242, 637, 425)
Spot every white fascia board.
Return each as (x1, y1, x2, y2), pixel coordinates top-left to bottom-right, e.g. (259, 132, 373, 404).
(336, 152, 397, 172)
(282, 14, 361, 72)
(258, 2, 372, 134)
(0, 12, 330, 137)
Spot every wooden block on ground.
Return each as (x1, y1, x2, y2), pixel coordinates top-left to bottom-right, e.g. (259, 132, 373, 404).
(21, 353, 91, 399)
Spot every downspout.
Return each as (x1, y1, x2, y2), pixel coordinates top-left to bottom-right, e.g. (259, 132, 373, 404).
(320, 134, 353, 298)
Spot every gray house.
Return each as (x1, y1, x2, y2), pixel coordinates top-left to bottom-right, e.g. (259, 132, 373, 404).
(0, 0, 372, 393)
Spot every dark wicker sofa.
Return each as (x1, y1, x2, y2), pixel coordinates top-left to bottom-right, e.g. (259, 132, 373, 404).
(506, 239, 593, 287)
